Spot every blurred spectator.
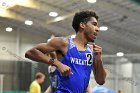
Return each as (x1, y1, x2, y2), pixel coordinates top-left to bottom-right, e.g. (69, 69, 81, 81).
(29, 72, 45, 93)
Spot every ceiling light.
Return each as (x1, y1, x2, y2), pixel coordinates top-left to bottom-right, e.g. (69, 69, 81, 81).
(6, 27, 13, 32)
(54, 16, 64, 22)
(116, 52, 124, 57)
(25, 20, 33, 25)
(87, 0, 97, 3)
(49, 12, 58, 17)
(99, 26, 108, 31)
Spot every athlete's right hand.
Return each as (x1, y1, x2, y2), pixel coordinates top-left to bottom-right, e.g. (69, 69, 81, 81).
(55, 61, 73, 76)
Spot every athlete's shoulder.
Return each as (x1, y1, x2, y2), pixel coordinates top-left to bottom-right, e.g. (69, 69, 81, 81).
(49, 37, 68, 46)
(47, 37, 68, 52)
(53, 37, 68, 42)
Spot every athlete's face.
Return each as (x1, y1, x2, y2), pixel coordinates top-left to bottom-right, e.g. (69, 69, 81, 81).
(83, 17, 99, 42)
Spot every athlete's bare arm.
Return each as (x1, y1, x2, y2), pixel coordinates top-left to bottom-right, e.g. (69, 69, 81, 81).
(86, 84, 92, 93)
(92, 44, 106, 85)
(25, 37, 72, 76)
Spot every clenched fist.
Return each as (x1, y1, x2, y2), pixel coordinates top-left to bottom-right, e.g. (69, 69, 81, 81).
(57, 62, 73, 76)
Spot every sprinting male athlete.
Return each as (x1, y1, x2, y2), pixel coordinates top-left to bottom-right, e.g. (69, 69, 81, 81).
(25, 10, 106, 93)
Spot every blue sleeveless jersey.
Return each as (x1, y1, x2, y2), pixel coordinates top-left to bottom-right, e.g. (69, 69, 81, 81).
(55, 38, 94, 93)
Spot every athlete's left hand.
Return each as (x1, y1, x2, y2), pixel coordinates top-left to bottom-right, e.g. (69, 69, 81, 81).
(93, 44, 102, 61)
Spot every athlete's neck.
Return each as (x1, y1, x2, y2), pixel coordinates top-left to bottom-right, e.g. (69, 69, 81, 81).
(74, 32, 88, 50)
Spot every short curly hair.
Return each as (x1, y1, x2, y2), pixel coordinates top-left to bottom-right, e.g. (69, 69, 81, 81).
(72, 10, 98, 33)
